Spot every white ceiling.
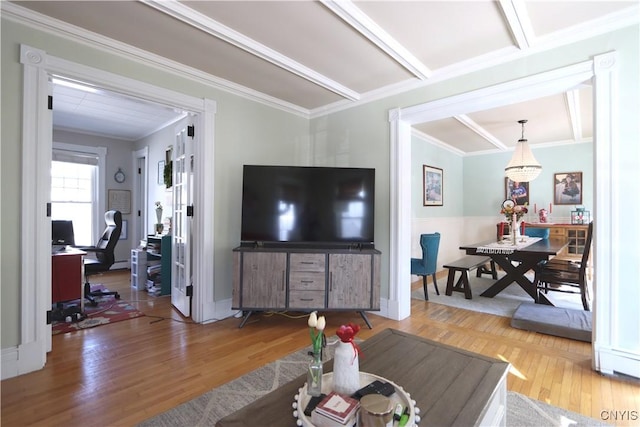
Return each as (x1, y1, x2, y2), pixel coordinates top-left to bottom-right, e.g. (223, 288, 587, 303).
(8, 1, 638, 150)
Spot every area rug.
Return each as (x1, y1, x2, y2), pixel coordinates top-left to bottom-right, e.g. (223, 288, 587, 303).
(52, 288, 144, 335)
(138, 343, 606, 427)
(412, 272, 585, 318)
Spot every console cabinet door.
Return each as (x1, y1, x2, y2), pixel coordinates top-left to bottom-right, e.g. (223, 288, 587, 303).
(328, 254, 371, 309)
(241, 252, 287, 308)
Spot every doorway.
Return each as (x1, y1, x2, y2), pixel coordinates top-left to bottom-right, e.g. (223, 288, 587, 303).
(19, 44, 216, 375)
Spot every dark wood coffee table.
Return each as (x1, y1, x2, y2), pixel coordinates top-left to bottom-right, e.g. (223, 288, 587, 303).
(216, 329, 509, 427)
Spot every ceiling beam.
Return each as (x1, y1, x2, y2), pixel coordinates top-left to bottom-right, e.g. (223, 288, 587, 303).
(498, 0, 536, 49)
(321, 0, 432, 80)
(565, 89, 582, 141)
(454, 115, 508, 150)
(141, 0, 361, 101)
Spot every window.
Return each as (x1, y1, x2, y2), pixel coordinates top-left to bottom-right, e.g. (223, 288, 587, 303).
(51, 154, 98, 246)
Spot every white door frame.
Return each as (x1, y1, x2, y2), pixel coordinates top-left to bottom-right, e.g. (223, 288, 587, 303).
(389, 53, 625, 374)
(132, 147, 149, 250)
(18, 44, 217, 376)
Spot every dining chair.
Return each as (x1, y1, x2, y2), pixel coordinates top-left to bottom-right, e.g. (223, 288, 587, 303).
(521, 223, 550, 239)
(410, 232, 441, 300)
(534, 222, 593, 310)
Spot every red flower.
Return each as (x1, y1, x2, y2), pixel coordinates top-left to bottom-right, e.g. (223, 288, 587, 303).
(336, 323, 361, 343)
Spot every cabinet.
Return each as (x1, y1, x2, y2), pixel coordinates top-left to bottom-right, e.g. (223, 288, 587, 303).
(525, 223, 589, 260)
(232, 246, 381, 328)
(130, 249, 147, 290)
(146, 235, 172, 295)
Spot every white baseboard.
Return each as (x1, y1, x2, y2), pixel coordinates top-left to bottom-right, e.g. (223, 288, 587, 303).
(1, 347, 19, 380)
(595, 345, 640, 379)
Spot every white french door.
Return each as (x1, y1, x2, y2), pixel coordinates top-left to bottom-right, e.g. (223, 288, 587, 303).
(170, 122, 193, 317)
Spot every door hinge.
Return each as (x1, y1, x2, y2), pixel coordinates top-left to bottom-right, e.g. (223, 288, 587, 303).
(187, 125, 195, 138)
(48, 95, 53, 110)
(46, 310, 53, 325)
(46, 202, 51, 217)
(186, 285, 193, 297)
(186, 205, 194, 217)
(137, 210, 141, 217)
(138, 167, 141, 174)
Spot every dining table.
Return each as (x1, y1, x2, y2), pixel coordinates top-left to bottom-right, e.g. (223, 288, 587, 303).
(459, 237, 568, 303)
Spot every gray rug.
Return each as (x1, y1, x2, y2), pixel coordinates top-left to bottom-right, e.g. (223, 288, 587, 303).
(139, 343, 606, 427)
(413, 272, 584, 317)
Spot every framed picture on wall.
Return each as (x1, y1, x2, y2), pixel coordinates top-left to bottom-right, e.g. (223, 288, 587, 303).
(554, 172, 582, 205)
(505, 178, 529, 205)
(423, 165, 443, 206)
(158, 161, 165, 185)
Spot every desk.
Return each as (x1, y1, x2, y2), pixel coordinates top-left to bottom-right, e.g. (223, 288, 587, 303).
(216, 329, 509, 427)
(52, 248, 85, 310)
(459, 238, 568, 301)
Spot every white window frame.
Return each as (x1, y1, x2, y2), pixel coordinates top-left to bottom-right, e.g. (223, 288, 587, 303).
(53, 142, 106, 244)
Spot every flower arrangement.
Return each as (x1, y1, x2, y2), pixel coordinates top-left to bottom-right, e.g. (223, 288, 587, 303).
(308, 311, 326, 357)
(501, 204, 528, 222)
(336, 322, 362, 361)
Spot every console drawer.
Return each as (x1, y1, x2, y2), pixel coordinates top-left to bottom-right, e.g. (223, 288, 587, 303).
(289, 290, 325, 308)
(290, 253, 326, 272)
(290, 271, 325, 291)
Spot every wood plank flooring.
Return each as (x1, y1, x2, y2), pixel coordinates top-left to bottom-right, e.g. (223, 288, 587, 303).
(1, 270, 638, 426)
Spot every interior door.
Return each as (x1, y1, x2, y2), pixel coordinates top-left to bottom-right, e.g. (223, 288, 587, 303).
(170, 122, 193, 317)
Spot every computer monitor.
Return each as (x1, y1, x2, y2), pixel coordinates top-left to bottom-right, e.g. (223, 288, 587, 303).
(52, 220, 75, 246)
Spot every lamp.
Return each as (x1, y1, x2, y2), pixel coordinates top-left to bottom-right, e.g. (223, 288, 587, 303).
(505, 119, 541, 182)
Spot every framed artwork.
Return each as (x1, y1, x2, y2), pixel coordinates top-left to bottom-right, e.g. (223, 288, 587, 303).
(107, 189, 131, 214)
(505, 178, 529, 206)
(423, 165, 443, 206)
(554, 172, 582, 205)
(158, 161, 165, 185)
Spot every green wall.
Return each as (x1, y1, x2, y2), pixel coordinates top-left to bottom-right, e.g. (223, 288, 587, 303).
(2, 14, 638, 355)
(463, 143, 594, 219)
(0, 18, 309, 348)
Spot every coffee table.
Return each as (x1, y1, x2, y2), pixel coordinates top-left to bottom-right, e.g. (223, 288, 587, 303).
(215, 329, 509, 427)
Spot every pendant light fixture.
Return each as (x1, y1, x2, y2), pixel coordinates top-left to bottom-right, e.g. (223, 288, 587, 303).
(505, 119, 542, 182)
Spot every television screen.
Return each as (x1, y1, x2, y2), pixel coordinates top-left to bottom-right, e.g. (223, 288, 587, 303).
(241, 165, 375, 246)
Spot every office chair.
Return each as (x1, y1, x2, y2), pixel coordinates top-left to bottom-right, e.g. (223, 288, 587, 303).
(534, 222, 593, 311)
(410, 232, 441, 300)
(77, 210, 122, 305)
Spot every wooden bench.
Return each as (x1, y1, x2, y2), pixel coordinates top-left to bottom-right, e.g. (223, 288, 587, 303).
(444, 256, 497, 299)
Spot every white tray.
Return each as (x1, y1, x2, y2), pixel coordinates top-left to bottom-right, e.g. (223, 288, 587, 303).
(293, 371, 419, 427)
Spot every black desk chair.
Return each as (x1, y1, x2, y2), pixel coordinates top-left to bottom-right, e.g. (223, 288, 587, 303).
(534, 221, 593, 311)
(77, 210, 122, 305)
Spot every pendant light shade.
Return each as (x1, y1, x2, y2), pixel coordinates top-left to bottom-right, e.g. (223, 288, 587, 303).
(505, 119, 541, 182)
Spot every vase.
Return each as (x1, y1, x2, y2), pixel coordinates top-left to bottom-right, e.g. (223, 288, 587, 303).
(332, 341, 360, 396)
(155, 208, 163, 225)
(307, 353, 323, 397)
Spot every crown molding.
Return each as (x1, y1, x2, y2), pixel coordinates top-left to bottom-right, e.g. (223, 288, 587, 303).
(1, 2, 312, 119)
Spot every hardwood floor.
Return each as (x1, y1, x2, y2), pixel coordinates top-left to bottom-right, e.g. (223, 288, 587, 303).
(2, 270, 638, 426)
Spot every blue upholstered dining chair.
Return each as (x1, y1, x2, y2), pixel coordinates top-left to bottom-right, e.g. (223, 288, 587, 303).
(410, 232, 441, 301)
(522, 223, 550, 239)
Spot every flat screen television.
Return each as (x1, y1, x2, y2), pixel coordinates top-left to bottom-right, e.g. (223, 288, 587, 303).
(241, 165, 375, 248)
